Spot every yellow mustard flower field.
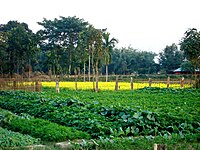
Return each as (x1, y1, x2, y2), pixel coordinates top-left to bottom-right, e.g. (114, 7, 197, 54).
(42, 81, 192, 90)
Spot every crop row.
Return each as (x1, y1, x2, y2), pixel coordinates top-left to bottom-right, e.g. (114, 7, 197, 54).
(43, 87, 199, 122)
(0, 89, 199, 138)
(0, 127, 40, 148)
(0, 108, 90, 142)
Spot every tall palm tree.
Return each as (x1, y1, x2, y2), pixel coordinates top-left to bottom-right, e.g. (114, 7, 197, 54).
(86, 25, 102, 91)
(102, 32, 118, 82)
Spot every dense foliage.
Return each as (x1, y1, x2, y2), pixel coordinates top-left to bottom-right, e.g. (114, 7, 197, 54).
(109, 47, 157, 74)
(180, 28, 200, 88)
(0, 127, 40, 148)
(0, 88, 199, 139)
(0, 108, 90, 141)
(72, 134, 200, 150)
(0, 21, 38, 76)
(159, 43, 184, 73)
(1, 17, 198, 78)
(180, 28, 200, 69)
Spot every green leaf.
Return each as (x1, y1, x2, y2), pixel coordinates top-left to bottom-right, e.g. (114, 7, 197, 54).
(133, 112, 141, 119)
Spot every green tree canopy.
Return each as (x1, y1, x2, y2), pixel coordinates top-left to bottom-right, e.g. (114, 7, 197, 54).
(180, 28, 200, 69)
(109, 47, 157, 74)
(102, 32, 118, 81)
(159, 43, 184, 73)
(37, 16, 89, 75)
(180, 28, 200, 88)
(0, 21, 38, 76)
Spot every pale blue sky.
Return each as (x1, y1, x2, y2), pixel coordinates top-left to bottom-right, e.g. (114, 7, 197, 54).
(1, 0, 200, 53)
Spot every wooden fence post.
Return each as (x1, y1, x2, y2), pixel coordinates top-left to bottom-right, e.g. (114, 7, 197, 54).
(13, 80, 17, 90)
(48, 69, 52, 79)
(75, 78, 78, 90)
(180, 77, 184, 88)
(83, 62, 86, 82)
(149, 78, 152, 87)
(35, 81, 39, 92)
(92, 77, 95, 91)
(95, 76, 99, 92)
(56, 80, 60, 93)
(130, 77, 134, 90)
(74, 69, 78, 91)
(154, 144, 167, 150)
(115, 76, 118, 91)
(167, 76, 170, 88)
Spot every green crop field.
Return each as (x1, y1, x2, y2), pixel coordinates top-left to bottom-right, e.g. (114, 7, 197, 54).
(0, 87, 200, 149)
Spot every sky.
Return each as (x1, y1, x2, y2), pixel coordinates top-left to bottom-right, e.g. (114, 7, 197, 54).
(1, 0, 200, 54)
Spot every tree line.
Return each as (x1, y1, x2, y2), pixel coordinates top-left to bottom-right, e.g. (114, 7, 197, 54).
(0, 16, 199, 80)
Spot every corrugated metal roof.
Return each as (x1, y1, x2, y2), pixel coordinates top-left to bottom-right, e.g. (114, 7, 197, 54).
(173, 68, 182, 72)
(173, 68, 199, 72)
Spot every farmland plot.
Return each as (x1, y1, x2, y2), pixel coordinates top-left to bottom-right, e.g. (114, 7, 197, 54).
(0, 87, 199, 139)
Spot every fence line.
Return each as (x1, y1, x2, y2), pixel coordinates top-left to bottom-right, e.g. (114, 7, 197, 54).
(42, 77, 194, 92)
(0, 78, 42, 92)
(0, 76, 195, 92)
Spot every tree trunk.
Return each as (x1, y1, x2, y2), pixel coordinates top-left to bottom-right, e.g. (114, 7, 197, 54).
(9, 51, 13, 78)
(88, 54, 90, 82)
(28, 65, 32, 81)
(84, 62, 86, 82)
(74, 68, 78, 90)
(48, 68, 52, 79)
(115, 76, 118, 91)
(0, 65, 2, 77)
(52, 64, 55, 77)
(194, 64, 198, 88)
(106, 64, 108, 82)
(68, 63, 71, 76)
(68, 49, 71, 76)
(78, 67, 80, 78)
(95, 61, 99, 92)
(92, 51, 95, 91)
(16, 60, 19, 75)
